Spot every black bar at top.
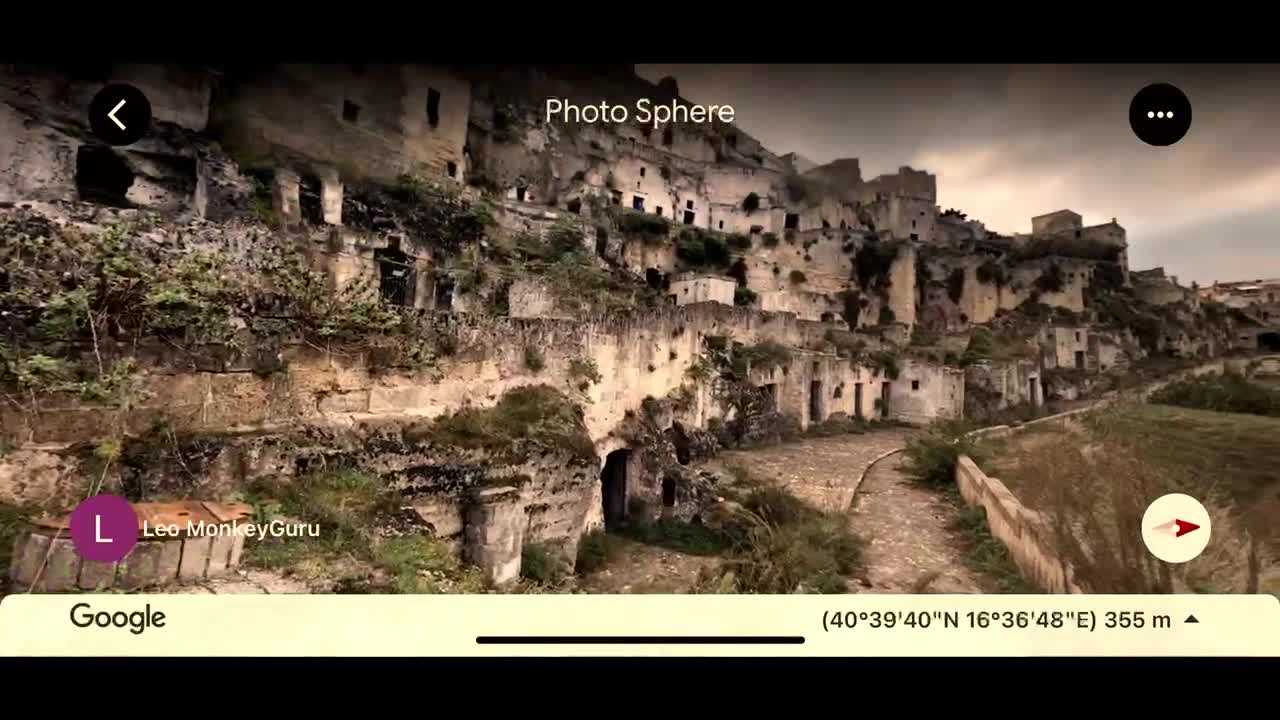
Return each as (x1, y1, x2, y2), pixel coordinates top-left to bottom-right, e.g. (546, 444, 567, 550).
(476, 636, 805, 645)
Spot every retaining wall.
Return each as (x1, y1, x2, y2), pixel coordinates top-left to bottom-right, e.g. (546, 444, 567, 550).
(953, 358, 1232, 592)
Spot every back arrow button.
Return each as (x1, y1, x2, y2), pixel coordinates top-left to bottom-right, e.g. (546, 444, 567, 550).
(89, 83, 151, 146)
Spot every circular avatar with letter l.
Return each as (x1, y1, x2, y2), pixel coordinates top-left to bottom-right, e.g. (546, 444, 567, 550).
(1141, 492, 1211, 564)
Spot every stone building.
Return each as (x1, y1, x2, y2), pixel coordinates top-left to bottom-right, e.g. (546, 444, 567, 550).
(668, 274, 736, 307)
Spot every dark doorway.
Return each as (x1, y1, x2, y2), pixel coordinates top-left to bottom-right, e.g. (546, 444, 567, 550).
(1260, 332, 1280, 351)
(1041, 379, 1049, 403)
(1029, 378, 1039, 406)
(661, 476, 676, 507)
(854, 383, 864, 418)
(516, 186, 527, 202)
(759, 383, 778, 410)
(567, 198, 582, 214)
(809, 381, 823, 423)
(683, 210, 695, 225)
(645, 268, 663, 290)
(375, 241, 413, 307)
(880, 382, 891, 418)
(785, 213, 800, 230)
(1074, 350, 1085, 369)
(75, 145, 134, 207)
(601, 449, 630, 530)
(299, 174, 324, 224)
(667, 422, 692, 465)
(595, 226, 608, 257)
(426, 88, 441, 128)
(433, 275, 455, 311)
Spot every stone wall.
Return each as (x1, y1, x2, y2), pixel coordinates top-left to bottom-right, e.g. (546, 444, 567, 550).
(965, 358, 1043, 417)
(887, 359, 965, 425)
(211, 64, 470, 187)
(954, 455, 1083, 593)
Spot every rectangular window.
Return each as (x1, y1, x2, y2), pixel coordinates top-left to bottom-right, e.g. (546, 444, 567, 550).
(427, 88, 441, 128)
(640, 167, 646, 177)
(686, 200, 694, 209)
(446, 161, 457, 179)
(911, 380, 920, 391)
(633, 195, 645, 211)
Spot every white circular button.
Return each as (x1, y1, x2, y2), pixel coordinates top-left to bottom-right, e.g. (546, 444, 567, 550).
(1141, 493, 1211, 564)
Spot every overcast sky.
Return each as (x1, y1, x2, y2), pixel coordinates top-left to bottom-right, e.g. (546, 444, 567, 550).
(637, 64, 1280, 286)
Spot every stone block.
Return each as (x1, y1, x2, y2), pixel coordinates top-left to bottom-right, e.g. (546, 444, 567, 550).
(40, 537, 81, 592)
(78, 560, 117, 591)
(228, 533, 245, 568)
(206, 532, 237, 576)
(9, 531, 47, 588)
(179, 536, 213, 579)
(157, 539, 182, 581)
(463, 486, 526, 587)
(117, 541, 163, 590)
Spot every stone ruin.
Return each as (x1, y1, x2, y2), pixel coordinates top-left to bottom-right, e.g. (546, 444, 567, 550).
(0, 62, 1253, 586)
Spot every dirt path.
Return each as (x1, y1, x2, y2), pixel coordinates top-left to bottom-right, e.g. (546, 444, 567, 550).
(575, 537, 719, 593)
(710, 429, 915, 512)
(849, 452, 986, 593)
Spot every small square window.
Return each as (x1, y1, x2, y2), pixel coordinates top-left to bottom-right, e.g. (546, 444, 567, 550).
(343, 100, 360, 123)
(911, 380, 920, 391)
(686, 200, 694, 210)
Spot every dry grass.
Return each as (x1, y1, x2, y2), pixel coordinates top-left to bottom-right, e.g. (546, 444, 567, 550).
(978, 403, 1280, 594)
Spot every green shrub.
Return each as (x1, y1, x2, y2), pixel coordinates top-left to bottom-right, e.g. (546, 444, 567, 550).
(524, 345, 545, 372)
(869, 350, 900, 380)
(976, 259, 1006, 285)
(615, 211, 670, 238)
(569, 357, 602, 385)
(1034, 263, 1066, 293)
(824, 329, 866, 358)
(855, 241, 898, 289)
(725, 513, 862, 593)
(413, 385, 595, 461)
(901, 421, 980, 486)
(878, 306, 896, 324)
(623, 519, 733, 556)
(743, 485, 820, 527)
(1149, 371, 1280, 417)
(575, 530, 624, 574)
(676, 229, 730, 268)
(734, 286, 758, 306)
(728, 234, 752, 250)
(762, 233, 779, 248)
(521, 543, 570, 584)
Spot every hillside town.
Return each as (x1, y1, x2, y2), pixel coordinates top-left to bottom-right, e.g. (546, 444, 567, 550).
(1, 63, 1275, 595)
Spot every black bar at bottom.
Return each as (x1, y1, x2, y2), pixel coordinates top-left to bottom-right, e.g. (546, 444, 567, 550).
(476, 636, 805, 645)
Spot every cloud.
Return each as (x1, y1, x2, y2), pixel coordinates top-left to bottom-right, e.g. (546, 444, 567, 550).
(636, 64, 1280, 284)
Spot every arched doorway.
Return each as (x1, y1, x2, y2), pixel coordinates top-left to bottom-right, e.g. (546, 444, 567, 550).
(601, 449, 630, 530)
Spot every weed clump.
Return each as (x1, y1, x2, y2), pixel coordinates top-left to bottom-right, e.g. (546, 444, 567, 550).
(1149, 370, 1280, 417)
(901, 420, 981, 486)
(574, 530, 624, 574)
(520, 543, 571, 585)
(411, 385, 595, 462)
